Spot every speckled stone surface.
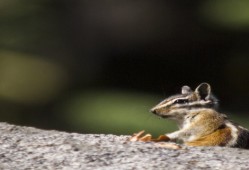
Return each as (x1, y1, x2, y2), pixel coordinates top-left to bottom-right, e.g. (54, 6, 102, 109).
(0, 122, 249, 170)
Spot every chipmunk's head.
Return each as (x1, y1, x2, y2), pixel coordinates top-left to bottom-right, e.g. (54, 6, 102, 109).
(150, 83, 218, 120)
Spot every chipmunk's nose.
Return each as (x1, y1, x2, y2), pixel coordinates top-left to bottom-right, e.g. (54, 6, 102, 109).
(150, 108, 157, 114)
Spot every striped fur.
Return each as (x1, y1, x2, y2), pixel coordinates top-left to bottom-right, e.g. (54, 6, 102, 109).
(151, 83, 249, 149)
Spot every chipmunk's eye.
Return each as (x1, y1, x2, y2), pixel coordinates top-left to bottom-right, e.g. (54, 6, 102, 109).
(174, 99, 188, 104)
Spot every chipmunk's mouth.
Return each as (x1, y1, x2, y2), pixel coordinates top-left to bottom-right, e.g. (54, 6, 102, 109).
(161, 115, 173, 119)
(153, 113, 172, 119)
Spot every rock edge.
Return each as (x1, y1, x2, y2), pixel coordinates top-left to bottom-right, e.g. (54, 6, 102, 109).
(0, 122, 249, 170)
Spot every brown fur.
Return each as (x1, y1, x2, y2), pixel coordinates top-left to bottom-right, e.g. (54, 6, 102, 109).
(186, 126, 232, 146)
(187, 109, 225, 137)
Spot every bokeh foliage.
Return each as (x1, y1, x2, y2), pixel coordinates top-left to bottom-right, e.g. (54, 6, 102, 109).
(60, 91, 176, 135)
(0, 0, 249, 135)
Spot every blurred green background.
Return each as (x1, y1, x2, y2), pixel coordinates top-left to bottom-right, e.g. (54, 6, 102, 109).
(0, 0, 249, 136)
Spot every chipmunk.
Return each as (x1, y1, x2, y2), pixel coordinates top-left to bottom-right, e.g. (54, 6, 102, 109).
(130, 83, 249, 149)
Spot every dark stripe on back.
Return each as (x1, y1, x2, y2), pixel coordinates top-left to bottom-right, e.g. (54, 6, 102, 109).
(233, 128, 249, 149)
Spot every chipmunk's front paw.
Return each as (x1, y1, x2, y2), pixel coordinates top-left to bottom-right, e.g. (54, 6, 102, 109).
(128, 130, 170, 142)
(128, 130, 181, 149)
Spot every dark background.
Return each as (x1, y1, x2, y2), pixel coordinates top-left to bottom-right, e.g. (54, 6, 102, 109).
(1, 0, 249, 135)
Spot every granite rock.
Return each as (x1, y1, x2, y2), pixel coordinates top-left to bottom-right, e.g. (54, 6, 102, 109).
(0, 122, 249, 170)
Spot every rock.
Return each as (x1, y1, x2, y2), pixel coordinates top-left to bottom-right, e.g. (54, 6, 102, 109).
(0, 122, 249, 169)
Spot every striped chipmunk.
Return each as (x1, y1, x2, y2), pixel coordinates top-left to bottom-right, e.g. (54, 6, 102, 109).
(129, 83, 249, 149)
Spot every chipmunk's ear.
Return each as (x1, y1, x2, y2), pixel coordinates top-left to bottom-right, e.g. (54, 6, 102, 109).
(181, 86, 192, 94)
(195, 83, 211, 100)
